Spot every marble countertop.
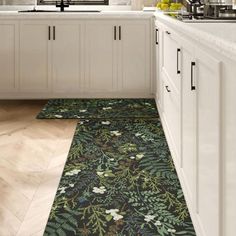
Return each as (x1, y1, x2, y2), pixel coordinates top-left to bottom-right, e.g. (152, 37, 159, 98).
(154, 12, 236, 61)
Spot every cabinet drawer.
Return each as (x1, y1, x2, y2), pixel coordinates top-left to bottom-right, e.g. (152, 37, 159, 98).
(162, 27, 181, 93)
(162, 73, 181, 162)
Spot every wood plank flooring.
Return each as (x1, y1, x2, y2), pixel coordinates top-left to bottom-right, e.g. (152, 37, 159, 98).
(0, 100, 77, 236)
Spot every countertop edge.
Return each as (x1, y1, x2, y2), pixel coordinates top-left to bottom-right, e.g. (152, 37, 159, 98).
(154, 12, 236, 62)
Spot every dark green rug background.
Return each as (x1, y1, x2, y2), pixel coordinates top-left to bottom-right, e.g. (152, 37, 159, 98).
(37, 99, 158, 119)
(40, 99, 196, 236)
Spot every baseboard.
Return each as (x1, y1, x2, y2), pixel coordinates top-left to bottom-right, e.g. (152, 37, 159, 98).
(0, 92, 155, 99)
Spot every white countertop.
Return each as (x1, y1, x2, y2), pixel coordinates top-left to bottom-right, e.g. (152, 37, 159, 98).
(154, 12, 236, 61)
(0, 6, 154, 19)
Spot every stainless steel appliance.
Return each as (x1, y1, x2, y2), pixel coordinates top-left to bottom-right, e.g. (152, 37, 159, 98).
(167, 0, 236, 22)
(203, 0, 236, 18)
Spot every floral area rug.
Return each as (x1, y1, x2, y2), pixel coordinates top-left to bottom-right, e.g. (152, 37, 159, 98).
(37, 99, 158, 119)
(44, 118, 196, 236)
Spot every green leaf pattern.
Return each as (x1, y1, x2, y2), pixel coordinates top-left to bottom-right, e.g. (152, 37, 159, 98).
(44, 117, 196, 236)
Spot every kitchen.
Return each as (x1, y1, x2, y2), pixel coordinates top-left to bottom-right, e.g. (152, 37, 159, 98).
(0, 0, 235, 236)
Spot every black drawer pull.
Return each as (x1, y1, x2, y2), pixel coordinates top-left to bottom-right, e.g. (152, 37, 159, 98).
(119, 26, 121, 40)
(48, 26, 51, 40)
(156, 28, 159, 45)
(191, 62, 196, 91)
(177, 48, 181, 74)
(53, 26, 56, 40)
(165, 31, 171, 35)
(114, 26, 116, 40)
(165, 85, 171, 92)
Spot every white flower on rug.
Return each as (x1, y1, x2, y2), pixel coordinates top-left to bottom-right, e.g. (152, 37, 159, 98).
(167, 229, 176, 233)
(65, 169, 81, 176)
(130, 156, 135, 160)
(110, 158, 115, 161)
(101, 121, 111, 125)
(92, 186, 106, 194)
(69, 184, 74, 188)
(106, 209, 119, 214)
(154, 220, 162, 226)
(103, 107, 112, 110)
(111, 131, 122, 136)
(79, 109, 87, 113)
(74, 115, 81, 118)
(144, 215, 155, 222)
(96, 171, 104, 176)
(106, 209, 123, 221)
(97, 170, 114, 177)
(135, 133, 142, 137)
(58, 187, 67, 194)
(145, 102, 151, 106)
(136, 153, 144, 160)
(113, 214, 123, 221)
(54, 115, 63, 118)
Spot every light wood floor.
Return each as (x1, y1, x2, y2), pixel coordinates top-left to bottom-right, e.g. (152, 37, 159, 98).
(0, 100, 77, 236)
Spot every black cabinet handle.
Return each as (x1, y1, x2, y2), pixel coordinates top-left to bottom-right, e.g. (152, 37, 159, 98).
(191, 62, 196, 91)
(48, 26, 51, 40)
(119, 26, 121, 40)
(156, 28, 159, 45)
(165, 31, 171, 35)
(177, 48, 181, 74)
(114, 26, 116, 40)
(53, 26, 56, 40)
(165, 85, 171, 92)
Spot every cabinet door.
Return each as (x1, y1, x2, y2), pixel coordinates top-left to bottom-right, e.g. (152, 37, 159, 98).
(85, 21, 117, 94)
(52, 22, 81, 93)
(162, 73, 181, 164)
(155, 24, 164, 111)
(19, 21, 51, 92)
(181, 42, 196, 206)
(118, 20, 150, 94)
(162, 27, 181, 93)
(195, 48, 221, 236)
(0, 21, 18, 92)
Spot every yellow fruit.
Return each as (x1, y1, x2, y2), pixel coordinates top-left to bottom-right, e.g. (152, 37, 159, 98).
(169, 2, 183, 10)
(162, 0, 170, 4)
(161, 3, 169, 10)
(156, 2, 162, 8)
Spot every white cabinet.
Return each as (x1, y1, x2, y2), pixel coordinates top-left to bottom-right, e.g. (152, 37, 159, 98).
(19, 21, 51, 93)
(85, 19, 151, 96)
(19, 20, 82, 94)
(1, 17, 153, 98)
(52, 22, 82, 93)
(118, 20, 150, 94)
(0, 21, 18, 93)
(157, 23, 181, 164)
(85, 21, 117, 93)
(156, 20, 222, 236)
(162, 73, 181, 164)
(162, 25, 181, 93)
(182, 43, 221, 236)
(155, 24, 164, 112)
(195, 47, 221, 236)
(181, 40, 196, 207)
